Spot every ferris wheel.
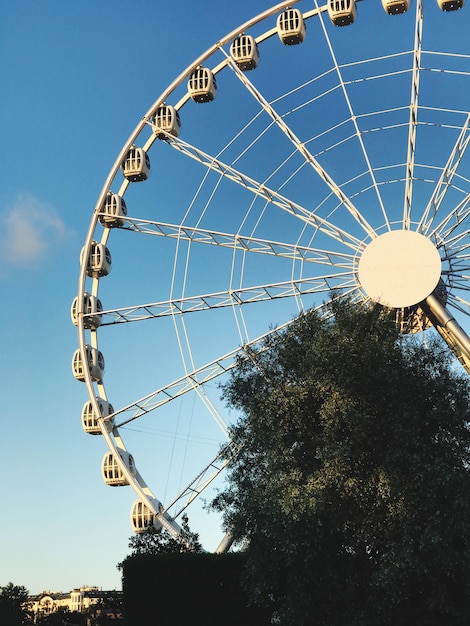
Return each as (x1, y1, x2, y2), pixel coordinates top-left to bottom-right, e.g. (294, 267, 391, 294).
(72, 0, 469, 551)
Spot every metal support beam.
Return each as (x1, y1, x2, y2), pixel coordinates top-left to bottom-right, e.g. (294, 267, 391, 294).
(422, 291, 470, 374)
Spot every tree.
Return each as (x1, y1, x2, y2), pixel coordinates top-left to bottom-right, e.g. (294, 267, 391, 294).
(86, 593, 123, 625)
(35, 607, 79, 626)
(0, 582, 31, 626)
(117, 513, 201, 571)
(213, 299, 470, 625)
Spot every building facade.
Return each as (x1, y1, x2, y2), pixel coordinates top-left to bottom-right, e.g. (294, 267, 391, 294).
(28, 586, 122, 622)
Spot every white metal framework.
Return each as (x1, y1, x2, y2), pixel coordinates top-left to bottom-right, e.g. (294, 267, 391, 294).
(73, 0, 469, 551)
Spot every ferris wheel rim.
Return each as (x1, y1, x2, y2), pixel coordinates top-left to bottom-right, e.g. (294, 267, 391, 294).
(74, 0, 470, 548)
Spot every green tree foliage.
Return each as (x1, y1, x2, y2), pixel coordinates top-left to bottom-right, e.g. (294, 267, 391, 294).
(35, 607, 80, 626)
(0, 582, 31, 626)
(117, 513, 201, 571)
(86, 592, 123, 625)
(35, 599, 121, 626)
(213, 299, 470, 625)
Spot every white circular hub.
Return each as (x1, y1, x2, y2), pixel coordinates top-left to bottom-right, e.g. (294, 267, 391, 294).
(358, 230, 441, 308)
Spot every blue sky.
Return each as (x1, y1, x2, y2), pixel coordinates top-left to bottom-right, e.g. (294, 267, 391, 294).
(0, 0, 280, 595)
(1, 0, 468, 596)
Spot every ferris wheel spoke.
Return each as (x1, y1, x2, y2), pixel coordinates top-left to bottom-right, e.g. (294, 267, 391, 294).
(443, 267, 470, 296)
(222, 50, 377, 240)
(111, 288, 363, 429)
(111, 323, 291, 428)
(97, 272, 355, 326)
(162, 443, 236, 518)
(446, 292, 470, 317)
(443, 247, 470, 268)
(437, 219, 470, 256)
(312, 0, 389, 232)
(113, 217, 356, 266)
(431, 194, 470, 244)
(403, 0, 423, 230)
(446, 276, 470, 293)
(419, 113, 470, 235)
(164, 134, 363, 250)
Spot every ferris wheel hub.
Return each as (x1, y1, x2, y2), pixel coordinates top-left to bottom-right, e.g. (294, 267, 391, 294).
(358, 230, 442, 308)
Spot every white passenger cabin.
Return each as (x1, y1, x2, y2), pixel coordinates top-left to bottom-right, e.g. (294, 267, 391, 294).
(382, 0, 409, 13)
(437, 0, 464, 9)
(81, 242, 112, 278)
(230, 34, 259, 70)
(188, 66, 217, 103)
(99, 192, 127, 228)
(328, 0, 356, 25)
(277, 8, 306, 45)
(131, 500, 163, 533)
(71, 293, 103, 330)
(152, 104, 181, 139)
(102, 451, 135, 486)
(121, 146, 151, 182)
(81, 398, 114, 435)
(72, 345, 105, 383)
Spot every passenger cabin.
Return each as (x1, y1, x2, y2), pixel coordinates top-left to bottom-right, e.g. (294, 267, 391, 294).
(187, 66, 217, 103)
(71, 293, 103, 330)
(72, 345, 105, 383)
(437, 0, 464, 9)
(99, 192, 127, 228)
(131, 500, 162, 533)
(121, 146, 151, 182)
(382, 0, 409, 13)
(81, 398, 114, 435)
(102, 451, 135, 486)
(327, 0, 356, 25)
(152, 104, 181, 139)
(277, 8, 306, 45)
(230, 34, 259, 70)
(81, 242, 112, 278)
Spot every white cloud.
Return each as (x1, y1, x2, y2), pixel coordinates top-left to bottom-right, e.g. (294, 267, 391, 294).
(0, 192, 74, 272)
